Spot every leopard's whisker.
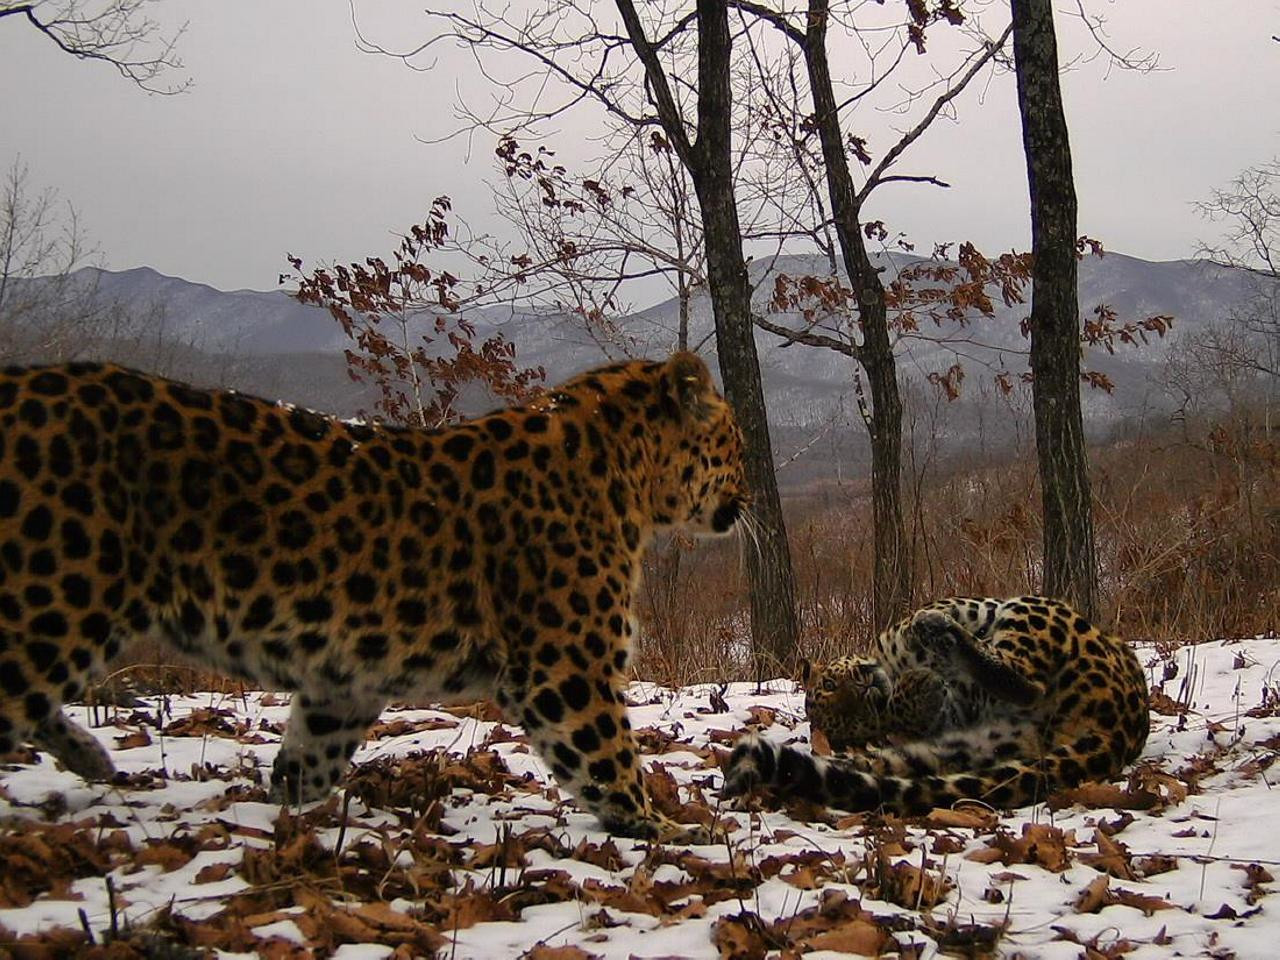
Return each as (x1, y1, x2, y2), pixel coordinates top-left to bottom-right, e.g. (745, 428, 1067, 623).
(737, 505, 763, 561)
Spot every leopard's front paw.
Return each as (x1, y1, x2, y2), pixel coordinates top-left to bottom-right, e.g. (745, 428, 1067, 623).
(599, 810, 713, 844)
(269, 756, 334, 806)
(911, 608, 961, 648)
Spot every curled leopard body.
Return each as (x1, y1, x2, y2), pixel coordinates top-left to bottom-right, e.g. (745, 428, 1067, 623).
(0, 352, 747, 838)
(724, 595, 1150, 814)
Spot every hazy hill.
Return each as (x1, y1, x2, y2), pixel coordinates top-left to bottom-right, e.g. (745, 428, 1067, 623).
(11, 252, 1266, 484)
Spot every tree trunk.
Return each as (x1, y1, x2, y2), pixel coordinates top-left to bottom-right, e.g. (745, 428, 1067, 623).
(863, 332, 910, 627)
(1010, 0, 1098, 617)
(692, 0, 800, 670)
(803, 0, 911, 628)
(615, 0, 800, 669)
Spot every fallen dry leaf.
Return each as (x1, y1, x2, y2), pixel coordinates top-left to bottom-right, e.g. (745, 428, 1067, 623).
(802, 918, 891, 955)
(195, 862, 235, 884)
(924, 806, 998, 831)
(522, 946, 602, 960)
(967, 823, 1075, 872)
(1079, 828, 1136, 880)
(1075, 873, 1112, 913)
(113, 730, 153, 750)
(712, 914, 771, 960)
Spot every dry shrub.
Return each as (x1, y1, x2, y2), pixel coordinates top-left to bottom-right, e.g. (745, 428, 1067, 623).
(632, 534, 751, 685)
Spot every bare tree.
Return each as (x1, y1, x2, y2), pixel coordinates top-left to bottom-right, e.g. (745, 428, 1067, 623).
(734, 0, 1012, 628)
(615, 0, 799, 668)
(0, 158, 107, 363)
(1197, 159, 1280, 390)
(1010, 0, 1097, 616)
(0, 0, 188, 93)
(477, 130, 706, 359)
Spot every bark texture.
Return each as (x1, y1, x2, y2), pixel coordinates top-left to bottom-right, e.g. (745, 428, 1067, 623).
(802, 0, 911, 629)
(1010, 0, 1098, 617)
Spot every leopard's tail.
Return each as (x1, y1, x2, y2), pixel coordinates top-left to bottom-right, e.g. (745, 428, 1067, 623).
(721, 726, 1145, 814)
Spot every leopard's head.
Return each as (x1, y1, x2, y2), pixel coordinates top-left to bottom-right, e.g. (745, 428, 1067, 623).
(651, 352, 750, 537)
(803, 656, 892, 750)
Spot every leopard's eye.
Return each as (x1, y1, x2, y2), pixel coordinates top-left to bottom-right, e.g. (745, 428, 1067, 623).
(821, 677, 837, 691)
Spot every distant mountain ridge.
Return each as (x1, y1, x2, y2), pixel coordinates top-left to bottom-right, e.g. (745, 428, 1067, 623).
(80, 266, 348, 355)
(14, 252, 1266, 485)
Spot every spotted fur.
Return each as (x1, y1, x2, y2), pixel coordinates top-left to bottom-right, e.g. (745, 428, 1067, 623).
(724, 596, 1150, 814)
(0, 353, 747, 838)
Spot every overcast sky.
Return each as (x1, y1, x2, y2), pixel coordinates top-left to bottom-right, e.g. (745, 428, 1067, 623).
(2, 1, 1277, 304)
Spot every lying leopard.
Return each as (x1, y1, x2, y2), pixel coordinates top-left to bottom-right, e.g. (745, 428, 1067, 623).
(0, 352, 747, 839)
(724, 596, 1150, 814)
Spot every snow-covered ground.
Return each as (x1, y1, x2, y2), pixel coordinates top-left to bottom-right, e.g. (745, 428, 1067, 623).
(1, 638, 1278, 959)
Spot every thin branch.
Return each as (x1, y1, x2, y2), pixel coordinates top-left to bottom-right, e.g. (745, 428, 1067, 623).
(752, 310, 862, 359)
(353, 5, 652, 134)
(857, 21, 1012, 204)
(1, 1, 189, 94)
(613, 0, 697, 167)
(1066, 0, 1162, 74)
(874, 174, 951, 190)
(727, 0, 805, 45)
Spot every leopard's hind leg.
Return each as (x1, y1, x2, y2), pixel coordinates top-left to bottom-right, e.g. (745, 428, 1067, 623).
(31, 710, 115, 780)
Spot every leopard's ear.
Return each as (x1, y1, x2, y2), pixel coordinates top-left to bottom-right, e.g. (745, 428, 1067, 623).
(799, 658, 816, 686)
(665, 351, 714, 421)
